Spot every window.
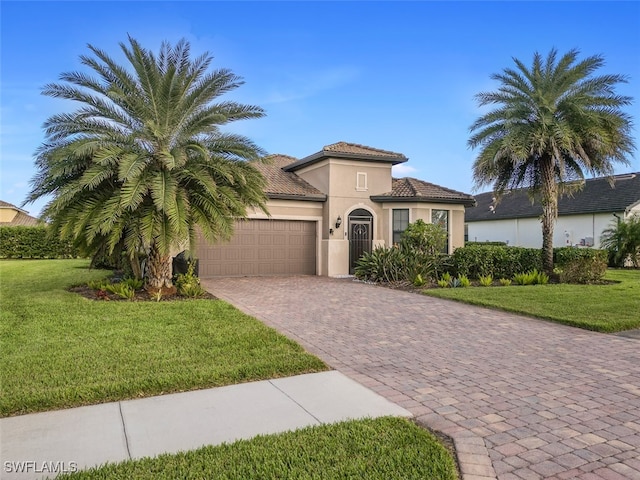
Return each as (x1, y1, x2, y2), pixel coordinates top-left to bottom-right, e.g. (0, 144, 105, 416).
(432, 209, 449, 252)
(356, 172, 368, 191)
(392, 209, 409, 244)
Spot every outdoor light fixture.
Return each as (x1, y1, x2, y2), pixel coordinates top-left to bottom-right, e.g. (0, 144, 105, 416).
(335, 216, 342, 229)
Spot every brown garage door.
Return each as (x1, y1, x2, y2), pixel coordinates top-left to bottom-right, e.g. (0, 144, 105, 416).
(196, 219, 316, 277)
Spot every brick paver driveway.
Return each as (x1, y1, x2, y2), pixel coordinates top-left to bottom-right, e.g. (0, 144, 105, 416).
(202, 276, 640, 480)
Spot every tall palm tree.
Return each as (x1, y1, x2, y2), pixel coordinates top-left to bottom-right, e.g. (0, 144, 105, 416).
(26, 37, 268, 289)
(469, 49, 634, 273)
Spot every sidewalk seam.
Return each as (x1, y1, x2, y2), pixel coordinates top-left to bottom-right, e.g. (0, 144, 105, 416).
(268, 381, 322, 424)
(118, 402, 132, 459)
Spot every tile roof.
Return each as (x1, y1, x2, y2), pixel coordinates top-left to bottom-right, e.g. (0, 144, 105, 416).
(0, 200, 41, 226)
(323, 142, 406, 159)
(371, 177, 476, 206)
(465, 173, 640, 222)
(252, 155, 326, 201)
(284, 141, 408, 172)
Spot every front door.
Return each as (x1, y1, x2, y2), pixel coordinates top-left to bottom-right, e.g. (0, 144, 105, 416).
(349, 209, 373, 274)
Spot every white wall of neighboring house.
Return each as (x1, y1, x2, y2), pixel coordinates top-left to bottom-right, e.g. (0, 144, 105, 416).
(467, 212, 624, 249)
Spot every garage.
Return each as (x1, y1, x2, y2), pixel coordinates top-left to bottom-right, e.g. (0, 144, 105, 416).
(196, 219, 317, 277)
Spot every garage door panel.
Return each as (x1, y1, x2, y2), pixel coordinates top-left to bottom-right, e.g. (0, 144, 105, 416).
(197, 219, 316, 277)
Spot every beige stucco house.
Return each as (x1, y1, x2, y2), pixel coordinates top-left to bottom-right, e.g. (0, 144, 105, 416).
(0, 200, 40, 226)
(195, 142, 475, 277)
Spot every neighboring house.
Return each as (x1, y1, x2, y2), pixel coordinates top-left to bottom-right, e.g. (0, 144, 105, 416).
(195, 141, 475, 277)
(0, 200, 40, 226)
(465, 173, 640, 249)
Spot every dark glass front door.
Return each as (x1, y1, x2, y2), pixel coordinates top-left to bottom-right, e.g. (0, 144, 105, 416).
(349, 209, 373, 274)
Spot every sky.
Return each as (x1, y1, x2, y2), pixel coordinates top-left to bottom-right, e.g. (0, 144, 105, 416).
(1, 1, 639, 217)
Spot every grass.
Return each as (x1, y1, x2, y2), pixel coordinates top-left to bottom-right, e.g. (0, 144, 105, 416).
(57, 417, 458, 480)
(0, 259, 327, 417)
(424, 269, 640, 333)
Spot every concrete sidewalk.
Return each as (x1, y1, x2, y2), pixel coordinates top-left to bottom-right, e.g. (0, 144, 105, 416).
(1, 371, 411, 480)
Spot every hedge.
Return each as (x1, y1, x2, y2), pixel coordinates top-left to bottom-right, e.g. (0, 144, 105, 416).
(553, 246, 608, 266)
(0, 226, 80, 259)
(450, 244, 543, 279)
(450, 244, 609, 281)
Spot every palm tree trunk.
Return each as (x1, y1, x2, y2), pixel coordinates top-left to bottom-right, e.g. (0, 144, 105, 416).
(540, 158, 558, 274)
(146, 240, 173, 289)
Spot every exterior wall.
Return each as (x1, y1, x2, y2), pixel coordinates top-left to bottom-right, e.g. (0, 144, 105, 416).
(0, 208, 17, 223)
(295, 158, 393, 276)
(380, 202, 466, 254)
(467, 212, 624, 248)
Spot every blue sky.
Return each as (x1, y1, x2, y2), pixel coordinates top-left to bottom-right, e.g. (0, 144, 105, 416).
(2, 1, 639, 217)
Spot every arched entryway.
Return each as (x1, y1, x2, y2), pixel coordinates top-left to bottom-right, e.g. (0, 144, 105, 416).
(348, 208, 373, 274)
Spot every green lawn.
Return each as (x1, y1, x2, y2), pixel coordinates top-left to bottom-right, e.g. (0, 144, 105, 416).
(58, 417, 458, 480)
(424, 269, 640, 333)
(0, 259, 327, 417)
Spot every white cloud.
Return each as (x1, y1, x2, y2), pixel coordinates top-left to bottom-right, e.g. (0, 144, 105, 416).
(392, 164, 418, 177)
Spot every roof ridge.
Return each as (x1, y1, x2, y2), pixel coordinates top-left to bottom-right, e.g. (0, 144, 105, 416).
(405, 177, 421, 196)
(323, 141, 405, 158)
(264, 153, 298, 161)
(404, 177, 472, 198)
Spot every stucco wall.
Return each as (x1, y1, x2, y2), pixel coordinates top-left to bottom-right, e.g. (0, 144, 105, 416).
(0, 208, 17, 223)
(380, 202, 466, 254)
(467, 212, 623, 248)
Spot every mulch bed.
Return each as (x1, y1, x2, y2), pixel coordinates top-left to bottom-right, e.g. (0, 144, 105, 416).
(69, 285, 216, 302)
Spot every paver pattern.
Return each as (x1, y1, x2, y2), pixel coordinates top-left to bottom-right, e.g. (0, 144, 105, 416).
(202, 276, 640, 480)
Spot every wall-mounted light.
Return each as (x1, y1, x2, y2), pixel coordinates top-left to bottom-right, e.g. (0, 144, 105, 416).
(335, 216, 342, 229)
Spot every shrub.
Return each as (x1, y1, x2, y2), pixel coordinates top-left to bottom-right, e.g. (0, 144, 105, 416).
(105, 282, 135, 300)
(413, 273, 426, 287)
(557, 257, 608, 284)
(458, 275, 471, 287)
(499, 278, 512, 286)
(0, 226, 79, 259)
(355, 221, 449, 284)
(437, 279, 449, 288)
(400, 219, 447, 256)
(513, 271, 537, 285)
(478, 275, 493, 286)
(175, 261, 207, 298)
(451, 245, 542, 279)
(535, 270, 549, 285)
(355, 246, 406, 283)
(554, 247, 609, 283)
(465, 241, 508, 246)
(121, 277, 144, 291)
(88, 279, 111, 291)
(513, 269, 548, 285)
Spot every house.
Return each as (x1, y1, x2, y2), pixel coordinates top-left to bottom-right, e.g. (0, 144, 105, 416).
(0, 200, 40, 226)
(195, 142, 475, 277)
(465, 173, 640, 248)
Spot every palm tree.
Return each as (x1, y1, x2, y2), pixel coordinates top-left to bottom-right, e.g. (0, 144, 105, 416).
(26, 37, 268, 290)
(469, 49, 634, 274)
(600, 214, 640, 267)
